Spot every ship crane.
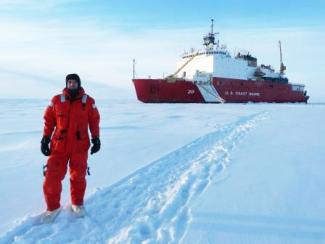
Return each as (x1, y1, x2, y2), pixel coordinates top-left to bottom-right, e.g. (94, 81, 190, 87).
(279, 40, 286, 75)
(167, 19, 217, 80)
(168, 51, 200, 79)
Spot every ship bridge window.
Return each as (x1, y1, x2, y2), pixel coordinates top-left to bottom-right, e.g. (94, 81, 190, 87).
(292, 85, 304, 92)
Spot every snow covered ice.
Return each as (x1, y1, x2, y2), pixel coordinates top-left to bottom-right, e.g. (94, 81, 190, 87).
(0, 99, 325, 243)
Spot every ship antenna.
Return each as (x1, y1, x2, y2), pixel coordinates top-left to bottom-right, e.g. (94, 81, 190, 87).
(211, 18, 214, 34)
(133, 59, 136, 79)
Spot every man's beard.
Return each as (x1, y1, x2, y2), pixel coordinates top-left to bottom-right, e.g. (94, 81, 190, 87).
(68, 88, 79, 98)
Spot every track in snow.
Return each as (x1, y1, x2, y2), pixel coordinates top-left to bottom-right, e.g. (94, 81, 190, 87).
(0, 112, 267, 244)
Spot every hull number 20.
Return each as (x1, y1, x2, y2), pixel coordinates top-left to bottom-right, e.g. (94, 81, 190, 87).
(187, 89, 195, 95)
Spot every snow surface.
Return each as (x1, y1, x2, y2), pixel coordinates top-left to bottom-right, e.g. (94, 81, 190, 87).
(0, 99, 324, 243)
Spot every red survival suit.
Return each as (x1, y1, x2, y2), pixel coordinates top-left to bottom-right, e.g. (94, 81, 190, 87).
(43, 87, 100, 211)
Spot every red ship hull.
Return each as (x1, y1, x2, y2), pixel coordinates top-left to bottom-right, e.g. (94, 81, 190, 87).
(133, 77, 309, 103)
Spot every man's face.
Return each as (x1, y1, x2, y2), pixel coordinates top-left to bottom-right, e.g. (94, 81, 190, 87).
(67, 79, 79, 90)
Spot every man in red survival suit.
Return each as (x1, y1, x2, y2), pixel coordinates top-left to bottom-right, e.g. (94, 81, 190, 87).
(40, 73, 100, 219)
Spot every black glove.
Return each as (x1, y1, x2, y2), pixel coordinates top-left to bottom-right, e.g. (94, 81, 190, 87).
(41, 136, 51, 156)
(91, 137, 101, 155)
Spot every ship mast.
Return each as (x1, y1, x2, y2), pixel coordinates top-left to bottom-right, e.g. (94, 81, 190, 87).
(203, 19, 218, 50)
(211, 18, 214, 34)
(279, 40, 286, 75)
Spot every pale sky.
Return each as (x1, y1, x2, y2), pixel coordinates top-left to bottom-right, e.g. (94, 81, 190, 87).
(0, 0, 324, 101)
